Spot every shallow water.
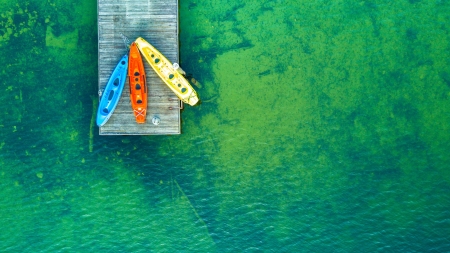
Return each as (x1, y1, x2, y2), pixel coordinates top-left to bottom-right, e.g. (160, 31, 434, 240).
(1, 0, 450, 252)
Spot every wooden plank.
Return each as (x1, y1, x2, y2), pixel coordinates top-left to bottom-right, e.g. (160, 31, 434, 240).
(97, 0, 181, 135)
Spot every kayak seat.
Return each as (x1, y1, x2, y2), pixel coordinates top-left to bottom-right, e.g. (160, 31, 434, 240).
(136, 84, 141, 90)
(108, 90, 114, 100)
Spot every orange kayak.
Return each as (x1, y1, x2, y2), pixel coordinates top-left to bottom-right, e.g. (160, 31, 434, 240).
(128, 42, 147, 123)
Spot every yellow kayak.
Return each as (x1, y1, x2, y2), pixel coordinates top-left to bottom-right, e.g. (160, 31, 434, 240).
(135, 37, 199, 106)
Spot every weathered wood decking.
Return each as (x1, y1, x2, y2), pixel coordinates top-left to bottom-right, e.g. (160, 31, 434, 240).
(97, 0, 181, 135)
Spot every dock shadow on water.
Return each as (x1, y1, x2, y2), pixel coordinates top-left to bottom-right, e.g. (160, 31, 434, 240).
(0, 0, 450, 252)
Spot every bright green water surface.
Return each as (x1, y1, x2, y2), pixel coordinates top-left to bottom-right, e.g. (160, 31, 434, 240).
(1, 0, 450, 252)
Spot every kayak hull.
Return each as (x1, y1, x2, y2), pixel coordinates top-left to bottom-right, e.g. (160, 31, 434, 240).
(128, 42, 147, 123)
(135, 37, 199, 106)
(96, 54, 128, 127)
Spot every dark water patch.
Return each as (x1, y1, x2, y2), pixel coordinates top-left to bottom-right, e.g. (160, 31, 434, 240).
(193, 35, 207, 40)
(77, 24, 98, 51)
(404, 33, 433, 69)
(406, 28, 418, 41)
(190, 35, 207, 49)
(260, 5, 274, 13)
(369, 13, 381, 38)
(258, 69, 271, 77)
(318, 92, 332, 110)
(416, 58, 434, 67)
(180, 52, 214, 86)
(395, 134, 426, 154)
(392, 98, 419, 120)
(273, 61, 287, 74)
(219, 3, 245, 22)
(382, 70, 409, 90)
(208, 39, 253, 55)
(345, 107, 374, 128)
(436, 0, 450, 7)
(188, 2, 197, 10)
(344, 1, 378, 20)
(231, 27, 245, 37)
(344, 147, 403, 183)
(13, 13, 28, 24)
(440, 71, 450, 88)
(48, 12, 76, 37)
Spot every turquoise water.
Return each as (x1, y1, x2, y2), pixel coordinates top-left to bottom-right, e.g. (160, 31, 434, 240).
(1, 0, 450, 252)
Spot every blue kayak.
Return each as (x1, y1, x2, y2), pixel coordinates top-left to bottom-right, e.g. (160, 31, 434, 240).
(96, 54, 128, 127)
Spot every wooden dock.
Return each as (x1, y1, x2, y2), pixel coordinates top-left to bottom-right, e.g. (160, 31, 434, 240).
(97, 0, 181, 135)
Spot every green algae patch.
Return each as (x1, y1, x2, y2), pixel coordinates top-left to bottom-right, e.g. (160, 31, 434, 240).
(45, 26, 78, 49)
(36, 172, 44, 179)
(170, 0, 450, 251)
